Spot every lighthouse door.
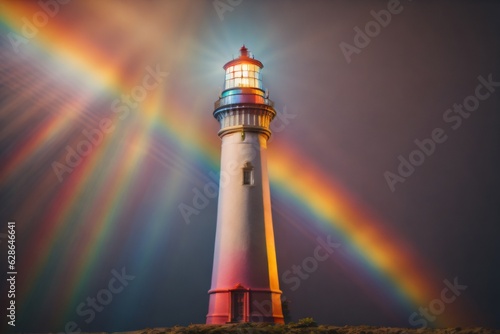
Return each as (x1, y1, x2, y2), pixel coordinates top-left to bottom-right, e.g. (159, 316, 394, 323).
(231, 291, 245, 322)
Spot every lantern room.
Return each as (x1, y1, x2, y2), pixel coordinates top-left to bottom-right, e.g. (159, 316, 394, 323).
(223, 45, 264, 90)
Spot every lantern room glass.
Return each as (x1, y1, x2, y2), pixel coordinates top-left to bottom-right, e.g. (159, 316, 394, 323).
(224, 63, 263, 90)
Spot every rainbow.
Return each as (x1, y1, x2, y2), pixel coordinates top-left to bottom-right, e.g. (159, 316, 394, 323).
(0, 1, 472, 329)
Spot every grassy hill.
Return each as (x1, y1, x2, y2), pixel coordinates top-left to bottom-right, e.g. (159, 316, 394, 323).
(115, 323, 499, 334)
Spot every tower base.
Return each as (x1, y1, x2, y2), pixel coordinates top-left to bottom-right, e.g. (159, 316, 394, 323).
(206, 285, 284, 324)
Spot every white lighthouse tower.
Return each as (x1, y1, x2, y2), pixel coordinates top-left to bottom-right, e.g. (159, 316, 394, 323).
(206, 46, 284, 324)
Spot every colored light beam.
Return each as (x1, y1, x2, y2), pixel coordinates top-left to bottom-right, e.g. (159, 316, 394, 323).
(267, 141, 471, 326)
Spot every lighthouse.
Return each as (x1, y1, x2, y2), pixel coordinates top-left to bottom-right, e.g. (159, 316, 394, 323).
(206, 46, 284, 324)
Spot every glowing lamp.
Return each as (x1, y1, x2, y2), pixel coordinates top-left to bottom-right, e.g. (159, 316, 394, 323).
(223, 45, 263, 90)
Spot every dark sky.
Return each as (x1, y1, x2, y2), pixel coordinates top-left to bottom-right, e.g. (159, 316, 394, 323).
(0, 0, 499, 332)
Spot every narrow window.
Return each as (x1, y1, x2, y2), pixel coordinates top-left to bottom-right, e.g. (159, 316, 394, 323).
(243, 169, 252, 185)
(242, 162, 254, 185)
